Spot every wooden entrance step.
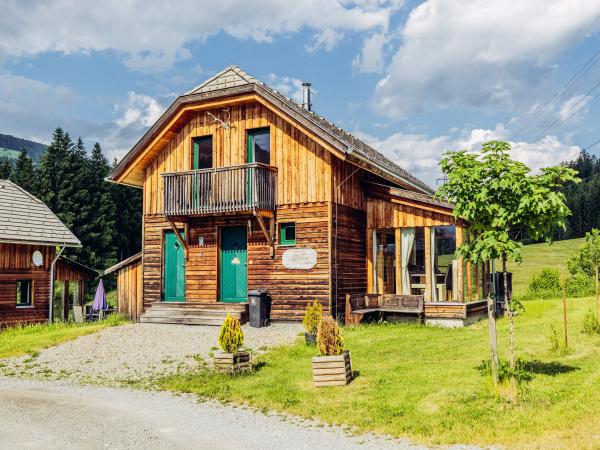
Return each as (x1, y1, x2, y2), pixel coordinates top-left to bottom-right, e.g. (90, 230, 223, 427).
(139, 302, 249, 326)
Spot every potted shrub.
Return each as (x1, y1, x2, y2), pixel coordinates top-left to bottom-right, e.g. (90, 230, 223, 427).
(311, 316, 352, 387)
(302, 300, 322, 345)
(213, 314, 252, 374)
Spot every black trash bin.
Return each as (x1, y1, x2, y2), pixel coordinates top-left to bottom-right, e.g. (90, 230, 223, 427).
(248, 289, 270, 328)
(486, 272, 512, 314)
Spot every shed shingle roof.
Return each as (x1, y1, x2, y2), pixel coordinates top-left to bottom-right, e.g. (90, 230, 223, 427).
(109, 65, 434, 194)
(0, 180, 81, 247)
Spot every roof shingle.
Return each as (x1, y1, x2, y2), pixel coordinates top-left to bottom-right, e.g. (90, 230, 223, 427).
(0, 180, 81, 247)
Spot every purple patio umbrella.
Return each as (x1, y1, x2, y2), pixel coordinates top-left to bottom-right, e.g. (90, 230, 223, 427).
(92, 279, 107, 311)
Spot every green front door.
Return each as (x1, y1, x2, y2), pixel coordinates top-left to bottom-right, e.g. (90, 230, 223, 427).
(164, 231, 185, 302)
(220, 226, 247, 302)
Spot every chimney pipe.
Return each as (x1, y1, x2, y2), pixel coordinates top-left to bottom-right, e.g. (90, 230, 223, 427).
(302, 82, 312, 111)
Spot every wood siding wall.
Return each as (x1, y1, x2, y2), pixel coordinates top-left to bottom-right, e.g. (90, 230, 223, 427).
(143, 102, 333, 215)
(117, 260, 143, 321)
(367, 198, 456, 229)
(0, 243, 54, 326)
(332, 204, 367, 318)
(142, 203, 330, 319)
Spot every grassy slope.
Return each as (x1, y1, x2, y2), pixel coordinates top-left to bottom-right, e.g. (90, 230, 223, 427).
(506, 238, 585, 295)
(0, 314, 128, 358)
(161, 296, 600, 449)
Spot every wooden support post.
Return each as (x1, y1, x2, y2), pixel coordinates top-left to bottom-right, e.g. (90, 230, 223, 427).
(254, 212, 274, 256)
(376, 231, 383, 295)
(367, 229, 374, 294)
(474, 263, 479, 300)
(424, 226, 432, 302)
(62, 281, 70, 322)
(167, 218, 188, 257)
(562, 269, 568, 348)
(456, 225, 464, 302)
(466, 262, 472, 301)
(395, 228, 402, 295)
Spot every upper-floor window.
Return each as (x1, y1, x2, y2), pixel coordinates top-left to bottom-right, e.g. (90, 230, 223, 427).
(193, 136, 213, 169)
(248, 128, 270, 165)
(16, 280, 33, 307)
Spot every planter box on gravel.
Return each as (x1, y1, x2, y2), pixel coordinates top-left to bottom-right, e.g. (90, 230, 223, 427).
(213, 351, 252, 374)
(312, 350, 352, 387)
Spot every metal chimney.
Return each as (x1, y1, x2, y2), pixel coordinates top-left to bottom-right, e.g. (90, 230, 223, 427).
(302, 82, 312, 111)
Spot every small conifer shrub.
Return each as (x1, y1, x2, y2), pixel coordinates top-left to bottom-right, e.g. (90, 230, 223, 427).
(303, 301, 322, 336)
(218, 313, 244, 353)
(316, 316, 344, 356)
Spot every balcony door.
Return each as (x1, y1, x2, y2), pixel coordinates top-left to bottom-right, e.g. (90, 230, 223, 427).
(192, 136, 213, 209)
(219, 226, 247, 303)
(164, 231, 185, 302)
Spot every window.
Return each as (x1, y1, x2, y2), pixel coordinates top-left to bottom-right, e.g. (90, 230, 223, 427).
(280, 223, 296, 246)
(193, 136, 213, 169)
(16, 280, 32, 307)
(247, 128, 270, 164)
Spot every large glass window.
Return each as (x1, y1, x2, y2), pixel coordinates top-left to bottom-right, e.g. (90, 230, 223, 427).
(375, 229, 396, 294)
(16, 280, 32, 307)
(193, 136, 213, 169)
(248, 128, 270, 164)
(434, 225, 456, 301)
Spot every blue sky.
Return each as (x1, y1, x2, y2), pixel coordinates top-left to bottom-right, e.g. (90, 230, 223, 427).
(2, 0, 600, 185)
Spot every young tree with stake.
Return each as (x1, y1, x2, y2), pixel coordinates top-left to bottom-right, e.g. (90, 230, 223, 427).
(437, 141, 578, 388)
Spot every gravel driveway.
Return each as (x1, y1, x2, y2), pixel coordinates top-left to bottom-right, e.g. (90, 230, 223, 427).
(1, 322, 302, 384)
(0, 377, 427, 450)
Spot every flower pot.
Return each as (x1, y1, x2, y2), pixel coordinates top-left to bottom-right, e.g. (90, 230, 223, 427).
(311, 350, 352, 387)
(305, 332, 317, 345)
(213, 351, 252, 374)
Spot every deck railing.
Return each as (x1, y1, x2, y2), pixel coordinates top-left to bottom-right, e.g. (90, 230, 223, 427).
(162, 163, 277, 216)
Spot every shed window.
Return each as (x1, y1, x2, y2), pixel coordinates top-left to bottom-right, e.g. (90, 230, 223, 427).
(193, 136, 213, 169)
(248, 128, 270, 165)
(16, 280, 32, 307)
(280, 223, 296, 246)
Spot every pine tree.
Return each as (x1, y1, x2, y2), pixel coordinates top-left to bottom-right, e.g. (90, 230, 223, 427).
(111, 161, 142, 261)
(86, 142, 117, 269)
(11, 149, 38, 195)
(0, 157, 13, 179)
(38, 127, 73, 220)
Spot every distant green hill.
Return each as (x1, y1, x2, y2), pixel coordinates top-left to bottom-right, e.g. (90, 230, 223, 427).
(506, 238, 585, 295)
(0, 134, 47, 162)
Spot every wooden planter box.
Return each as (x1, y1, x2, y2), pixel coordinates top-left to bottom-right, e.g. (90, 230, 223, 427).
(213, 351, 252, 374)
(312, 350, 353, 387)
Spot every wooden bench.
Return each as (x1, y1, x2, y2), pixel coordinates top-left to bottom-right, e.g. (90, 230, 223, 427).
(345, 294, 424, 325)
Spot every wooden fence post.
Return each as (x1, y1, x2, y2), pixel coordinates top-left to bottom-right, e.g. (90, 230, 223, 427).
(562, 270, 568, 348)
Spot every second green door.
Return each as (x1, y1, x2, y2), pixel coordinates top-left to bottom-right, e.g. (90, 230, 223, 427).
(220, 226, 247, 302)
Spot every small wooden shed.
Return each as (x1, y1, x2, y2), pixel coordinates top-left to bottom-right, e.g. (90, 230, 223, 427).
(104, 253, 142, 321)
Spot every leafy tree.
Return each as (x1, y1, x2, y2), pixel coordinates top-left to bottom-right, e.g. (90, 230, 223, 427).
(11, 149, 38, 195)
(0, 157, 13, 179)
(568, 229, 600, 277)
(437, 141, 579, 387)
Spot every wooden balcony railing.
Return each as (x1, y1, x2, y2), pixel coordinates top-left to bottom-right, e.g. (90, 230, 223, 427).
(162, 163, 277, 217)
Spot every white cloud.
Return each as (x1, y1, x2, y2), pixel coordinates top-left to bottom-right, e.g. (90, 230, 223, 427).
(356, 124, 580, 187)
(374, 0, 600, 117)
(0, 0, 398, 71)
(559, 94, 592, 123)
(266, 74, 311, 104)
(115, 92, 164, 128)
(352, 32, 387, 73)
(0, 72, 76, 143)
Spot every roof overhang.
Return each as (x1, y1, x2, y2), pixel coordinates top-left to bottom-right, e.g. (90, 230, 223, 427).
(0, 238, 81, 248)
(104, 252, 142, 275)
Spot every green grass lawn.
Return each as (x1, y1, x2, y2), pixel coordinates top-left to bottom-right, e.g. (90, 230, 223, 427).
(160, 297, 600, 449)
(506, 238, 585, 295)
(0, 314, 129, 358)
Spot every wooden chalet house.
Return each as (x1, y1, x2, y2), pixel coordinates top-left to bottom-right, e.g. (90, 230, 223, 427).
(0, 180, 95, 326)
(108, 66, 487, 326)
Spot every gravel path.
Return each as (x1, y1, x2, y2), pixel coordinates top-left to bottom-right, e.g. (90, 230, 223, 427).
(0, 377, 428, 450)
(0, 322, 302, 384)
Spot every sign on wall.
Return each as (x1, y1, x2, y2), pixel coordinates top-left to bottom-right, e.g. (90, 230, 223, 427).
(282, 248, 317, 270)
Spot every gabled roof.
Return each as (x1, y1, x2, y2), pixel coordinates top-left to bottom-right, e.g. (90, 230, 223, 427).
(0, 180, 81, 247)
(103, 252, 142, 275)
(108, 65, 434, 194)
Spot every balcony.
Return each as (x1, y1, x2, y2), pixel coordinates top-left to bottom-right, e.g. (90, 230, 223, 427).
(162, 163, 277, 218)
